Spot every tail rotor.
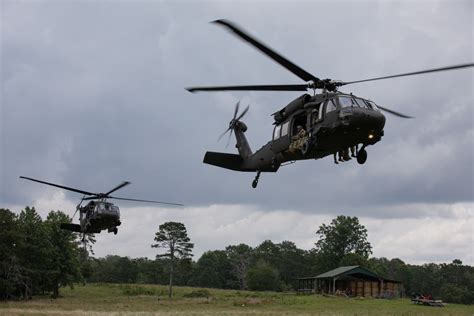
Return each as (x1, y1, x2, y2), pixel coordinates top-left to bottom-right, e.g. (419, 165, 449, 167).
(218, 101, 249, 147)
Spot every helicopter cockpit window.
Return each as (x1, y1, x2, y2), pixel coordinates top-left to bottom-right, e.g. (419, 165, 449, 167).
(112, 205, 120, 215)
(325, 99, 337, 113)
(273, 124, 281, 140)
(338, 96, 354, 108)
(367, 100, 380, 111)
(354, 98, 369, 109)
(281, 121, 290, 137)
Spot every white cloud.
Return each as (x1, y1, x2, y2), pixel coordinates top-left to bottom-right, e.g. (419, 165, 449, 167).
(2, 0, 473, 266)
(6, 188, 473, 265)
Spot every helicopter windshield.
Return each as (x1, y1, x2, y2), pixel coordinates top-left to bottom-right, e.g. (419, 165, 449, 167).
(367, 100, 380, 111)
(337, 96, 354, 107)
(354, 98, 370, 109)
(112, 205, 120, 216)
(95, 202, 119, 215)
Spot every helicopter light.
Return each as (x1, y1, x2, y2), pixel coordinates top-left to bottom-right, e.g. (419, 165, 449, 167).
(368, 134, 374, 139)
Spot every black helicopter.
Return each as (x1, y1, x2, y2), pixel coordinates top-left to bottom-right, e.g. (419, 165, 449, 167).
(20, 176, 183, 238)
(187, 19, 473, 188)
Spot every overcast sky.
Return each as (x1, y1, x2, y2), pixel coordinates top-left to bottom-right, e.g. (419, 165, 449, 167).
(1, 0, 473, 265)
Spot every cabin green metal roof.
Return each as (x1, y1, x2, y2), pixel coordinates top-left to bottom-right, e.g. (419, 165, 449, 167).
(297, 265, 402, 283)
(315, 265, 380, 280)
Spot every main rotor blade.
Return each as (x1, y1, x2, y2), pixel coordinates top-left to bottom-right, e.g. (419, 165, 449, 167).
(342, 63, 474, 86)
(108, 196, 184, 206)
(103, 181, 131, 196)
(377, 105, 413, 118)
(233, 101, 240, 120)
(213, 19, 318, 82)
(19, 176, 96, 196)
(186, 84, 309, 93)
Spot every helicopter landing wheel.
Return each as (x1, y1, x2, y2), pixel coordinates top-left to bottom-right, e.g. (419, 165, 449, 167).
(252, 171, 261, 189)
(357, 148, 367, 164)
(113, 227, 118, 235)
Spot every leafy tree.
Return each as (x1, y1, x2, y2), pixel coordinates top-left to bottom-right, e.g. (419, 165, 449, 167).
(276, 241, 310, 289)
(151, 222, 193, 298)
(314, 215, 372, 270)
(246, 260, 281, 291)
(16, 207, 52, 296)
(253, 240, 280, 264)
(253, 240, 310, 290)
(134, 258, 164, 284)
(170, 257, 193, 286)
(368, 257, 390, 276)
(340, 252, 368, 267)
(0, 209, 24, 299)
(78, 247, 93, 285)
(88, 255, 139, 283)
(225, 244, 253, 290)
(190, 250, 234, 288)
(44, 211, 81, 297)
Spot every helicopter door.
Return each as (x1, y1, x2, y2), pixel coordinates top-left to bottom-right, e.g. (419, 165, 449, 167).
(310, 102, 324, 126)
(271, 121, 290, 153)
(322, 98, 338, 125)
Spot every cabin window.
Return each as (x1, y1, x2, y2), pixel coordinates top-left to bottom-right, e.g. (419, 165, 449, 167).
(325, 99, 337, 113)
(281, 121, 290, 137)
(273, 124, 281, 140)
(338, 96, 353, 107)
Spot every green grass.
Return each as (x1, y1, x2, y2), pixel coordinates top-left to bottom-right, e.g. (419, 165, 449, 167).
(0, 283, 473, 315)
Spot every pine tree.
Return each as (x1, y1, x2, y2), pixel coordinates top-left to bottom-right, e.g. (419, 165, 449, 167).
(151, 222, 193, 298)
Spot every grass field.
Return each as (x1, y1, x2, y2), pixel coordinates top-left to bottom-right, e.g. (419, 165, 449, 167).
(1, 283, 473, 315)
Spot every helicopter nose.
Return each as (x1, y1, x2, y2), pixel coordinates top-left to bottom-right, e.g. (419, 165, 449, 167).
(342, 108, 385, 131)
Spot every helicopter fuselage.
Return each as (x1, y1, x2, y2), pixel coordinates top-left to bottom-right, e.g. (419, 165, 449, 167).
(190, 19, 472, 188)
(79, 201, 121, 234)
(20, 176, 181, 237)
(203, 91, 386, 173)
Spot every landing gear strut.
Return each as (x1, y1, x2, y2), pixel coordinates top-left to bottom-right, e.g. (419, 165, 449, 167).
(252, 171, 261, 188)
(357, 147, 367, 164)
(113, 227, 118, 235)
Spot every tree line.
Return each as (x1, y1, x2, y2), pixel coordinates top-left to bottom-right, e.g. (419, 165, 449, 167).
(1, 208, 473, 304)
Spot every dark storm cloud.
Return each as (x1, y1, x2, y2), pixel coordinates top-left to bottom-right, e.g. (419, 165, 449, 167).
(1, 1, 473, 219)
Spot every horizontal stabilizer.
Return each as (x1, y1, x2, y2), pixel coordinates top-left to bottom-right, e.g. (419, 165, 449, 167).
(203, 151, 244, 171)
(60, 223, 82, 232)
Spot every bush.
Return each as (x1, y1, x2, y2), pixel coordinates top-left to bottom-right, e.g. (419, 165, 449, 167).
(119, 285, 156, 296)
(439, 284, 474, 304)
(183, 289, 211, 298)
